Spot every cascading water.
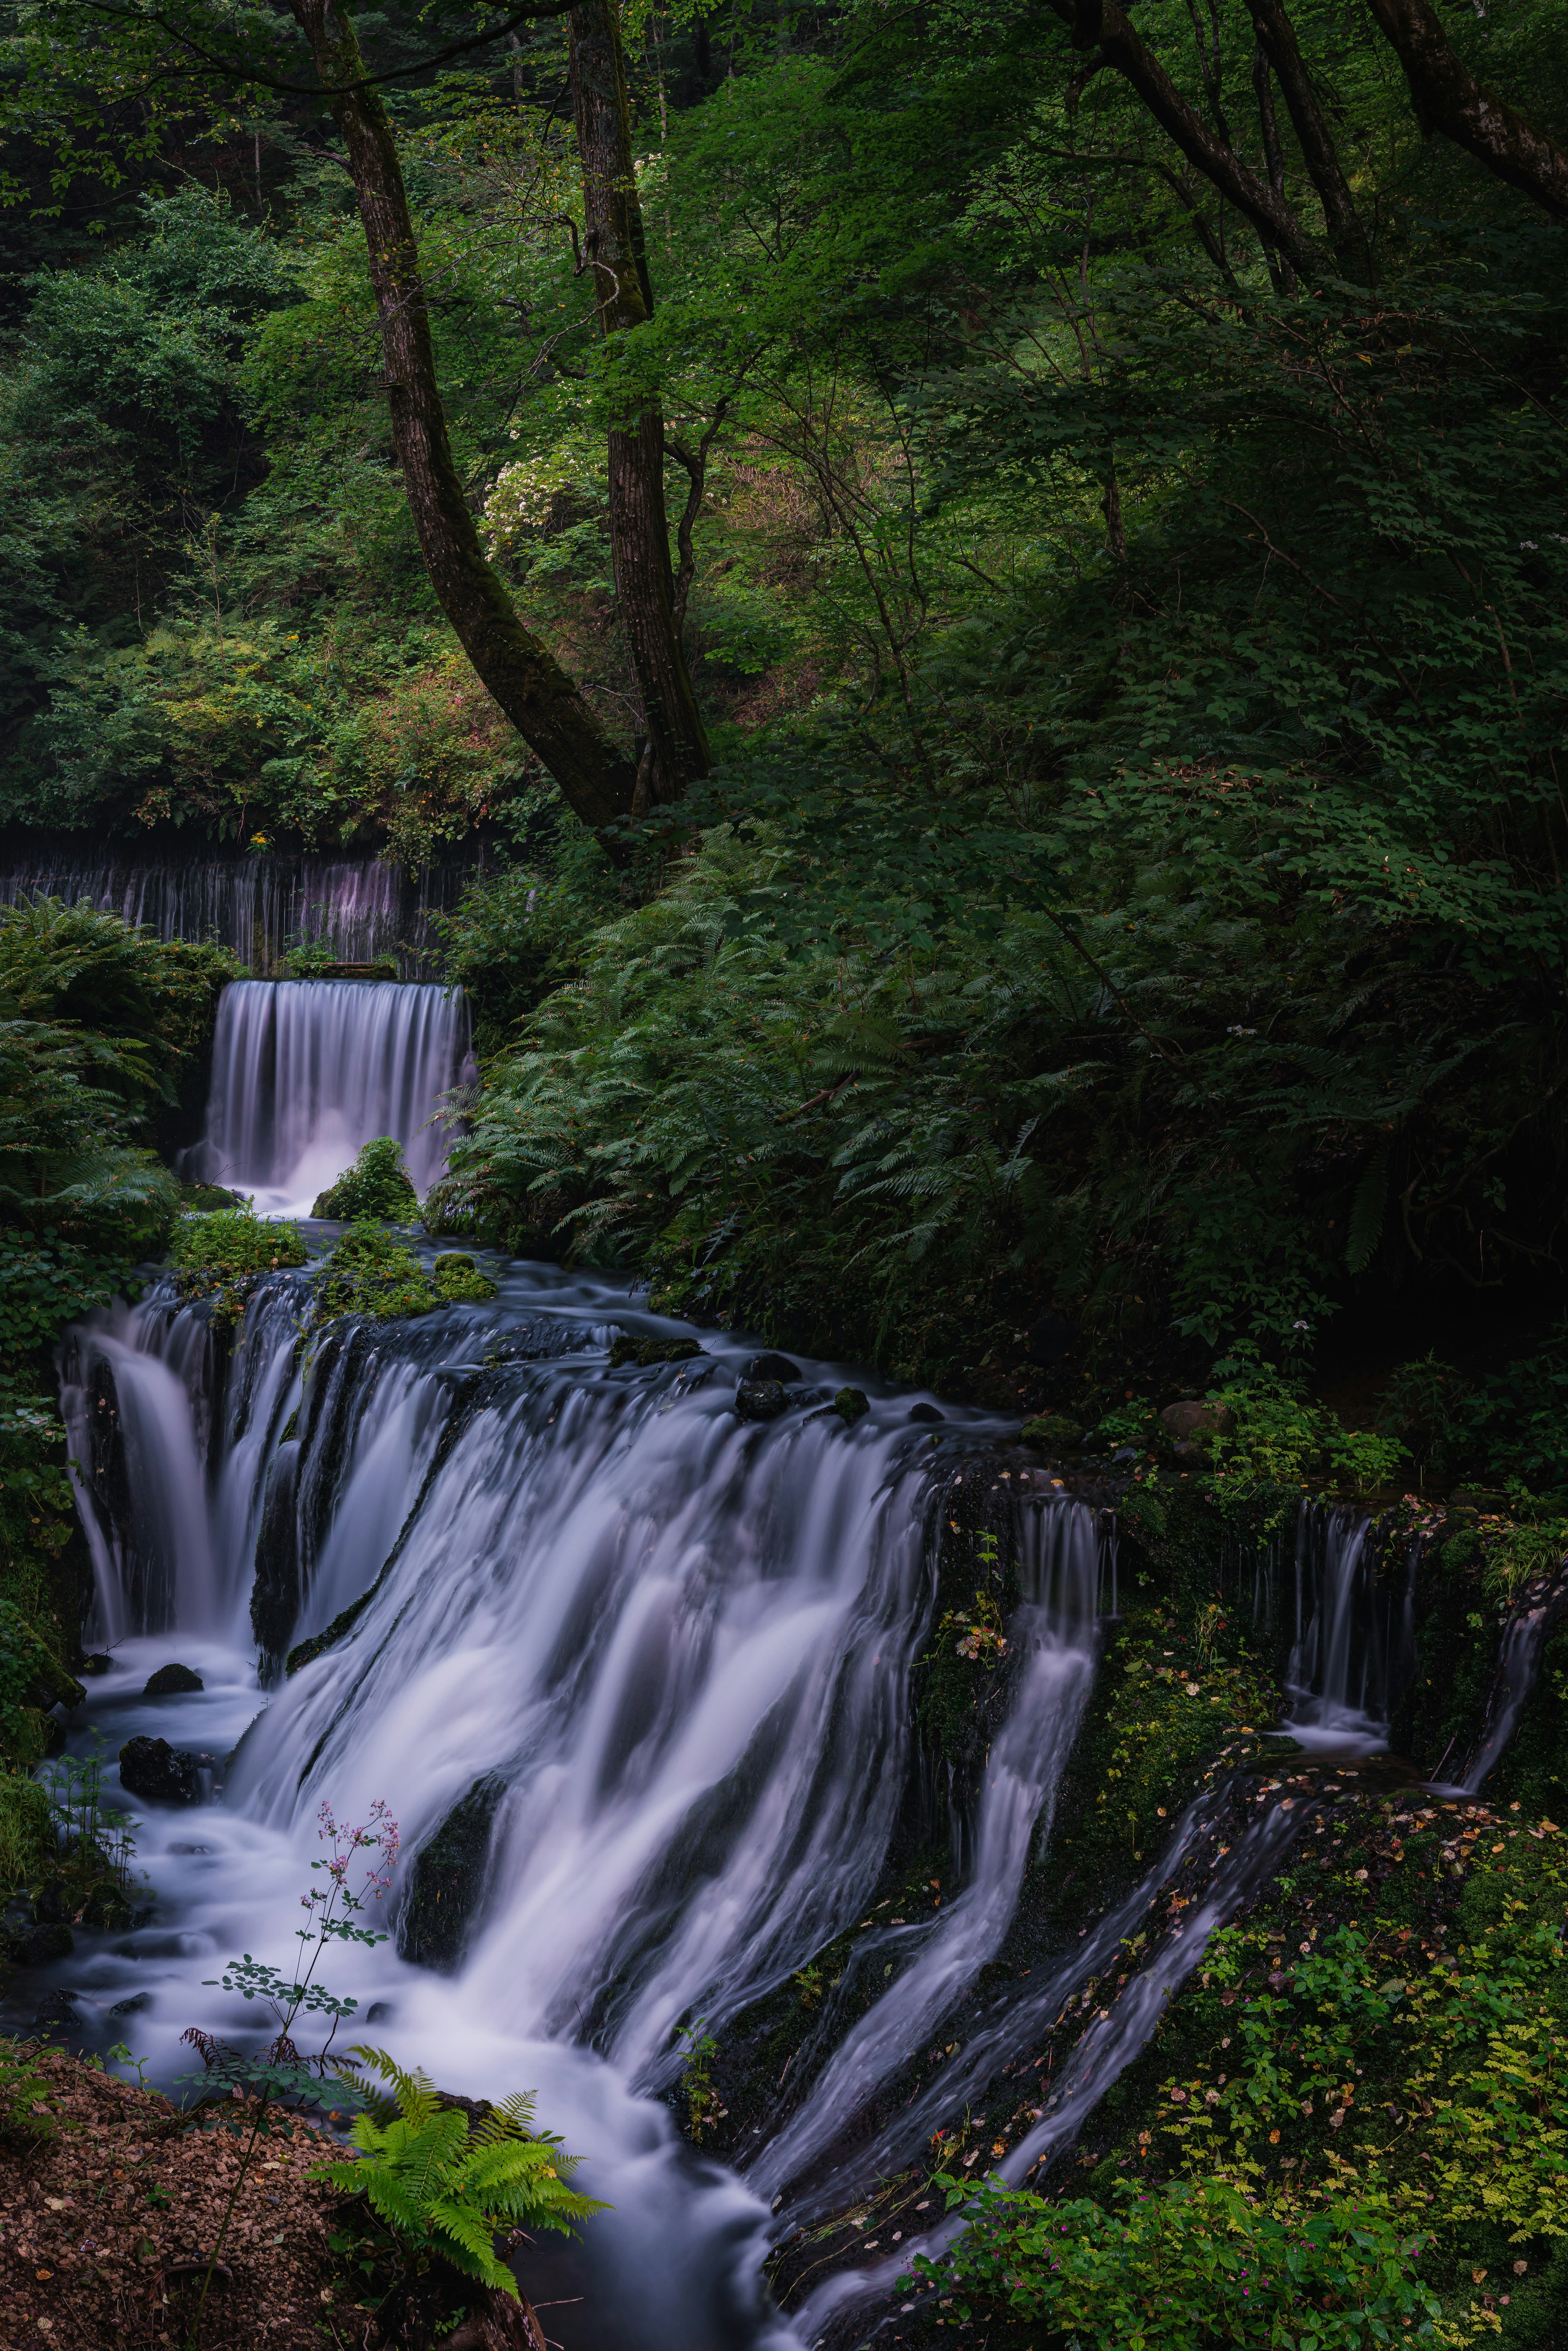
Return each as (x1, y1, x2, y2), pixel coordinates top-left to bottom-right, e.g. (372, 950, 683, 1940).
(180, 978, 471, 1212)
(45, 1244, 1123, 2350)
(24, 980, 1483, 2345)
(0, 838, 484, 977)
(1279, 1505, 1415, 1756)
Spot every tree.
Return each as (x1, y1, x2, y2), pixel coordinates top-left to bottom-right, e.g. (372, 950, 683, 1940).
(12, 1, 710, 836)
(568, 0, 710, 807)
(1035, 0, 1568, 275)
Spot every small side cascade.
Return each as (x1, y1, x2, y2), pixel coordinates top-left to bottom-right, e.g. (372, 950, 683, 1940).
(181, 977, 472, 1212)
(1281, 1504, 1417, 1756)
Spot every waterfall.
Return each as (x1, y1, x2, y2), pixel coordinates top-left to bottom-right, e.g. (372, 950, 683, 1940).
(50, 1255, 1116, 2349)
(0, 836, 485, 977)
(181, 978, 471, 1212)
(1279, 1505, 1415, 1756)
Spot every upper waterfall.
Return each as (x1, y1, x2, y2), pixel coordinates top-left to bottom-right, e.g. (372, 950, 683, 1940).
(0, 837, 488, 978)
(182, 978, 471, 1213)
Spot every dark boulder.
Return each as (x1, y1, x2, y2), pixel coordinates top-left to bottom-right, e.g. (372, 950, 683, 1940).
(33, 1988, 80, 2037)
(80, 1881, 134, 1932)
(1025, 1312, 1075, 1369)
(143, 1661, 204, 1695)
(740, 1352, 800, 1384)
(80, 1653, 115, 1677)
(833, 1386, 870, 1425)
(908, 1402, 944, 1424)
(119, 1735, 205, 1805)
(109, 1990, 152, 2018)
(735, 1378, 788, 1422)
(396, 1775, 506, 1972)
(1021, 1412, 1084, 1449)
(14, 1921, 74, 1966)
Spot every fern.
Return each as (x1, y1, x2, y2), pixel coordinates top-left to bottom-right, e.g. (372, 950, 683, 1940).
(314, 2045, 607, 2295)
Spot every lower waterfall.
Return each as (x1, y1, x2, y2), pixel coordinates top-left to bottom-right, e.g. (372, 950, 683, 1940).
(24, 988, 1481, 2346)
(53, 1255, 1114, 2348)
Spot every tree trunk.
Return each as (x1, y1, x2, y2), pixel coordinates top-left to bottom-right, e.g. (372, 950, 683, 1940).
(568, 0, 710, 809)
(1361, 0, 1568, 216)
(1051, 0, 1318, 277)
(1244, 0, 1373, 279)
(288, 0, 637, 838)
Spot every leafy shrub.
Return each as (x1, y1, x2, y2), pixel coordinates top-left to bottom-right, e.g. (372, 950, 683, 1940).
(169, 1201, 307, 1276)
(430, 1250, 497, 1304)
(315, 2046, 604, 2295)
(313, 1221, 434, 1324)
(312, 1137, 420, 1221)
(911, 2172, 1441, 2349)
(168, 1199, 307, 1323)
(0, 1769, 52, 1887)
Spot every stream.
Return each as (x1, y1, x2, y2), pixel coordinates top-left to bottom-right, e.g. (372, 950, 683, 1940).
(2, 969, 1485, 2347)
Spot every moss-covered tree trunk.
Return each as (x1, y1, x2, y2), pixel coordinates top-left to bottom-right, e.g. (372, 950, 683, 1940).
(568, 0, 711, 810)
(287, 0, 639, 840)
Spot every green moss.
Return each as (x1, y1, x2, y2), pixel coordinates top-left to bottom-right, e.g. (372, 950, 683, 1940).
(167, 1199, 307, 1324)
(311, 1136, 420, 1221)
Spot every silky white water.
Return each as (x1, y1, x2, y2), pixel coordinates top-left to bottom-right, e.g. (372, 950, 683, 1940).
(47, 1242, 1121, 2349)
(181, 978, 471, 1213)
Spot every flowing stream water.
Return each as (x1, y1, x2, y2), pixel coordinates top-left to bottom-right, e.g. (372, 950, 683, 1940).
(15, 975, 1457, 2345)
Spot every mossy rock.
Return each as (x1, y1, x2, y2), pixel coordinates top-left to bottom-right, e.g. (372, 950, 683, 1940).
(311, 1136, 419, 1221)
(432, 1251, 497, 1305)
(608, 1333, 704, 1368)
(1020, 1411, 1083, 1448)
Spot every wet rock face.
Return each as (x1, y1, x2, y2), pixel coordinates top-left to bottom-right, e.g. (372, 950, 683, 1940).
(249, 1440, 303, 1680)
(735, 1378, 788, 1421)
(740, 1353, 801, 1384)
(143, 1662, 204, 1695)
(396, 1775, 506, 1972)
(118, 1735, 207, 1805)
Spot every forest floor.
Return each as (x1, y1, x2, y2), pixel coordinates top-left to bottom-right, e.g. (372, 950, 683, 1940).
(0, 2046, 342, 2350)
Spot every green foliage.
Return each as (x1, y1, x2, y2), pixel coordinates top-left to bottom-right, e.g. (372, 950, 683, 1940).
(1077, 1608, 1278, 1864)
(673, 2018, 728, 2144)
(312, 1221, 437, 1325)
(1206, 1362, 1407, 1519)
(0, 2035, 56, 2142)
(430, 1251, 497, 1305)
(912, 2170, 1442, 2349)
(0, 1595, 55, 1767)
(314, 2046, 605, 2295)
(0, 1767, 52, 1887)
(312, 1136, 420, 1222)
(167, 1198, 307, 1324)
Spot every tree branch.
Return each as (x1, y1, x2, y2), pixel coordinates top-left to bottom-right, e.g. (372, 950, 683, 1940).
(1361, 0, 1568, 217)
(1245, 0, 1373, 279)
(1043, 0, 1318, 275)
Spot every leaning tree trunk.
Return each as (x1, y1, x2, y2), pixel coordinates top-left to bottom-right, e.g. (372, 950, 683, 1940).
(1361, 0, 1568, 216)
(288, 0, 638, 839)
(568, 0, 711, 809)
